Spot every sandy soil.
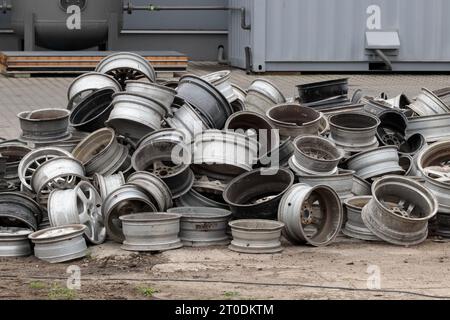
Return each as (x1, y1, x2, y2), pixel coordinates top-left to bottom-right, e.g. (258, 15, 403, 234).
(1, 236, 450, 300)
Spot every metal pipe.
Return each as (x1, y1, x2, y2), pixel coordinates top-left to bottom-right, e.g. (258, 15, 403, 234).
(375, 49, 393, 71)
(126, 5, 230, 11)
(245, 46, 252, 74)
(217, 45, 227, 64)
(123, 3, 251, 30)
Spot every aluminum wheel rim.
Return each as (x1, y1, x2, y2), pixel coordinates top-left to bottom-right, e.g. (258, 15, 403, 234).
(223, 168, 294, 220)
(93, 172, 125, 200)
(127, 171, 173, 211)
(48, 182, 106, 245)
(67, 72, 121, 110)
(18, 147, 73, 192)
(177, 74, 233, 129)
(28, 224, 87, 263)
(201, 70, 237, 103)
(409, 88, 450, 116)
(0, 192, 42, 231)
(125, 80, 176, 113)
(0, 227, 32, 257)
(0, 144, 33, 186)
(278, 183, 343, 246)
(361, 176, 438, 246)
(72, 128, 129, 176)
(343, 196, 380, 241)
(18, 109, 71, 143)
(30, 157, 86, 200)
(120, 213, 182, 252)
(69, 88, 115, 132)
(193, 130, 259, 176)
(247, 79, 286, 104)
(228, 219, 284, 254)
(103, 185, 157, 243)
(346, 146, 404, 180)
(95, 52, 156, 88)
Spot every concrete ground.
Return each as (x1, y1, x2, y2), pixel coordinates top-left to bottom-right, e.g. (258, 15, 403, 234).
(1, 64, 450, 300)
(0, 62, 449, 139)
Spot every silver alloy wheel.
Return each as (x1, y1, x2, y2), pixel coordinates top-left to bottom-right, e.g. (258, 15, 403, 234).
(328, 112, 381, 153)
(127, 171, 173, 211)
(289, 156, 338, 176)
(223, 168, 295, 220)
(67, 72, 121, 110)
(201, 70, 237, 103)
(246, 79, 286, 106)
(18, 147, 73, 192)
(72, 128, 128, 176)
(18, 109, 71, 143)
(106, 92, 168, 141)
(416, 140, 450, 213)
(193, 130, 259, 176)
(291, 135, 343, 175)
(137, 128, 187, 149)
(361, 176, 438, 246)
(406, 114, 450, 143)
(125, 80, 176, 114)
(131, 139, 193, 199)
(278, 183, 343, 247)
(245, 90, 277, 114)
(175, 188, 229, 210)
(408, 88, 450, 116)
(228, 219, 285, 254)
(93, 172, 125, 200)
(177, 74, 233, 129)
(297, 170, 354, 200)
(103, 185, 157, 243)
(224, 111, 280, 160)
(47, 181, 106, 245)
(0, 227, 33, 257)
(0, 192, 42, 231)
(28, 224, 88, 263)
(95, 52, 156, 88)
(343, 196, 380, 241)
(346, 146, 404, 180)
(165, 101, 210, 139)
(167, 207, 232, 247)
(266, 104, 322, 139)
(31, 157, 86, 201)
(352, 175, 372, 196)
(120, 213, 183, 252)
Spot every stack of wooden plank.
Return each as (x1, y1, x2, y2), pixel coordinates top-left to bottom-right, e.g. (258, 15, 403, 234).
(0, 51, 188, 76)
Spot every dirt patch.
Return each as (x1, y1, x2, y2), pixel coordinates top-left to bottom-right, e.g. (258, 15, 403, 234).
(1, 237, 450, 300)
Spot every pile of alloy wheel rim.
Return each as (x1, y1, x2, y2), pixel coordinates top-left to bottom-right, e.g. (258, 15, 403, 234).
(4, 55, 450, 265)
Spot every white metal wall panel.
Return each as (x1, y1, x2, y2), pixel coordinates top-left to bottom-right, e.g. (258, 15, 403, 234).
(229, 0, 450, 71)
(228, 0, 253, 68)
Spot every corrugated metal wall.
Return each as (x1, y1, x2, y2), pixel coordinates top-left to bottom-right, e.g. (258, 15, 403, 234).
(228, 0, 252, 67)
(0, 0, 228, 60)
(0, 0, 228, 30)
(123, 0, 227, 30)
(229, 0, 450, 71)
(0, 8, 11, 28)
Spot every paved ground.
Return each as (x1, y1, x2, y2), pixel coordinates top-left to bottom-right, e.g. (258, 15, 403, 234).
(1, 63, 450, 300)
(2, 238, 450, 300)
(0, 62, 449, 139)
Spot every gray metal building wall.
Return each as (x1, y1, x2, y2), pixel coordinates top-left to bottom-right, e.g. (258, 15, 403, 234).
(0, 0, 229, 60)
(2, 0, 450, 69)
(116, 0, 228, 60)
(229, 0, 450, 72)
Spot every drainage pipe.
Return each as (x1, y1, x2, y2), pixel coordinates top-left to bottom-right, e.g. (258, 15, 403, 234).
(123, 3, 251, 30)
